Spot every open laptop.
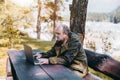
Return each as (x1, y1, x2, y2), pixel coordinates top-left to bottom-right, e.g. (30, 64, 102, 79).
(23, 44, 40, 65)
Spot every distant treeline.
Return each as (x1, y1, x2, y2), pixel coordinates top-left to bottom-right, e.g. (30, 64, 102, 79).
(87, 7, 120, 23)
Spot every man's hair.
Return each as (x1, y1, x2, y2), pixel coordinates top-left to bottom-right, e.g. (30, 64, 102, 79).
(61, 24, 70, 35)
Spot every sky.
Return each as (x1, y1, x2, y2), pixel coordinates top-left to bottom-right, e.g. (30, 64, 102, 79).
(11, 0, 120, 13)
(87, 0, 120, 13)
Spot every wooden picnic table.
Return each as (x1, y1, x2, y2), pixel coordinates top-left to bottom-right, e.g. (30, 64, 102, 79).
(7, 49, 83, 80)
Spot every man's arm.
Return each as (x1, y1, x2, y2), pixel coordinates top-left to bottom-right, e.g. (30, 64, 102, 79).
(41, 41, 62, 58)
(48, 43, 80, 66)
(41, 47, 56, 58)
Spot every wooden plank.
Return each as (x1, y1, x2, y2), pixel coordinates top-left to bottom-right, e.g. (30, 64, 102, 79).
(6, 57, 12, 76)
(41, 65, 83, 80)
(6, 57, 13, 80)
(7, 50, 52, 80)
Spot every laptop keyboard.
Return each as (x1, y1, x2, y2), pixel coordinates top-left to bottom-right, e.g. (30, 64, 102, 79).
(32, 50, 42, 64)
(34, 57, 39, 63)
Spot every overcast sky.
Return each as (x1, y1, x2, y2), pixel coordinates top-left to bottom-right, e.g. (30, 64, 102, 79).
(11, 0, 120, 13)
(87, 0, 120, 13)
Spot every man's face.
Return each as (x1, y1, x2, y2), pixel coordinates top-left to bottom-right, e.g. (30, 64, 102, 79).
(55, 26, 66, 41)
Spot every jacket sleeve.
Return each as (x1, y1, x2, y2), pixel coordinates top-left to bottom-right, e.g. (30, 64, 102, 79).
(41, 46, 56, 58)
(41, 41, 63, 58)
(49, 42, 80, 66)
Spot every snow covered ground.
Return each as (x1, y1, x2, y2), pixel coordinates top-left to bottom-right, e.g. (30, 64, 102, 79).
(84, 21, 120, 57)
(18, 21, 120, 57)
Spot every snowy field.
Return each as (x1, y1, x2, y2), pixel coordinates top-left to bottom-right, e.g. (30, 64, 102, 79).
(84, 21, 120, 57)
(18, 21, 120, 57)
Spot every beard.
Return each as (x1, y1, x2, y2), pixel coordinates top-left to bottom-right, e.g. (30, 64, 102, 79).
(55, 40, 63, 46)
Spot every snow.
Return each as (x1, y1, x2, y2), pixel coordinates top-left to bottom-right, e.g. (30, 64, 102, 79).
(84, 21, 120, 57)
(17, 23, 53, 41)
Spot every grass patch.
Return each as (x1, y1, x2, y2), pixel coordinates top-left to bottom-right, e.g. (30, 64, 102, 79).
(89, 68, 113, 80)
(0, 47, 8, 76)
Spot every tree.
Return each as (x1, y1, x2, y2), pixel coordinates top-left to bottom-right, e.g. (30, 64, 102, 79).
(4, 0, 34, 28)
(36, 0, 41, 39)
(44, 0, 63, 40)
(0, 0, 33, 48)
(70, 0, 88, 44)
(52, 0, 58, 40)
(0, 0, 4, 3)
(2, 15, 21, 48)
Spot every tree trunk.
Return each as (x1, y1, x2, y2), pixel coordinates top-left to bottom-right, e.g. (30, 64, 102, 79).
(70, 0, 88, 44)
(52, 0, 58, 41)
(36, 0, 41, 39)
(9, 37, 13, 48)
(85, 49, 120, 80)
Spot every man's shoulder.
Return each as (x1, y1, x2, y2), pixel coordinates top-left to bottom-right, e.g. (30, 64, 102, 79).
(69, 32, 80, 42)
(68, 40, 81, 48)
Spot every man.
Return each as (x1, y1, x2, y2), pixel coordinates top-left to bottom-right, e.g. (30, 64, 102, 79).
(34, 24, 88, 78)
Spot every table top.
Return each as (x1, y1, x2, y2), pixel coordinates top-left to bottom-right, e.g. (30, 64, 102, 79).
(7, 49, 83, 80)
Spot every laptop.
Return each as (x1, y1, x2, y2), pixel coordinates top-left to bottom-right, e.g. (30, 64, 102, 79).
(23, 44, 40, 65)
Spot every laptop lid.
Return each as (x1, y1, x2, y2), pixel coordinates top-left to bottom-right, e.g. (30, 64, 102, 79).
(24, 44, 35, 65)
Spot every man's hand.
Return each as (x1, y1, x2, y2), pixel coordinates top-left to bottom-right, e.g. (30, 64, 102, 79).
(33, 52, 42, 59)
(38, 58, 49, 65)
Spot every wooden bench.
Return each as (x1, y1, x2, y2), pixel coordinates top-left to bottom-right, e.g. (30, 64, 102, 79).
(7, 49, 83, 80)
(6, 57, 13, 80)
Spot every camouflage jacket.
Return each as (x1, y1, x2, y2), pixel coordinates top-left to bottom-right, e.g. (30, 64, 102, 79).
(41, 32, 88, 77)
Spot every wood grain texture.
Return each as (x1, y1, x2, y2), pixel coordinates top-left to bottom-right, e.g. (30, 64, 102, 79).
(41, 65, 83, 80)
